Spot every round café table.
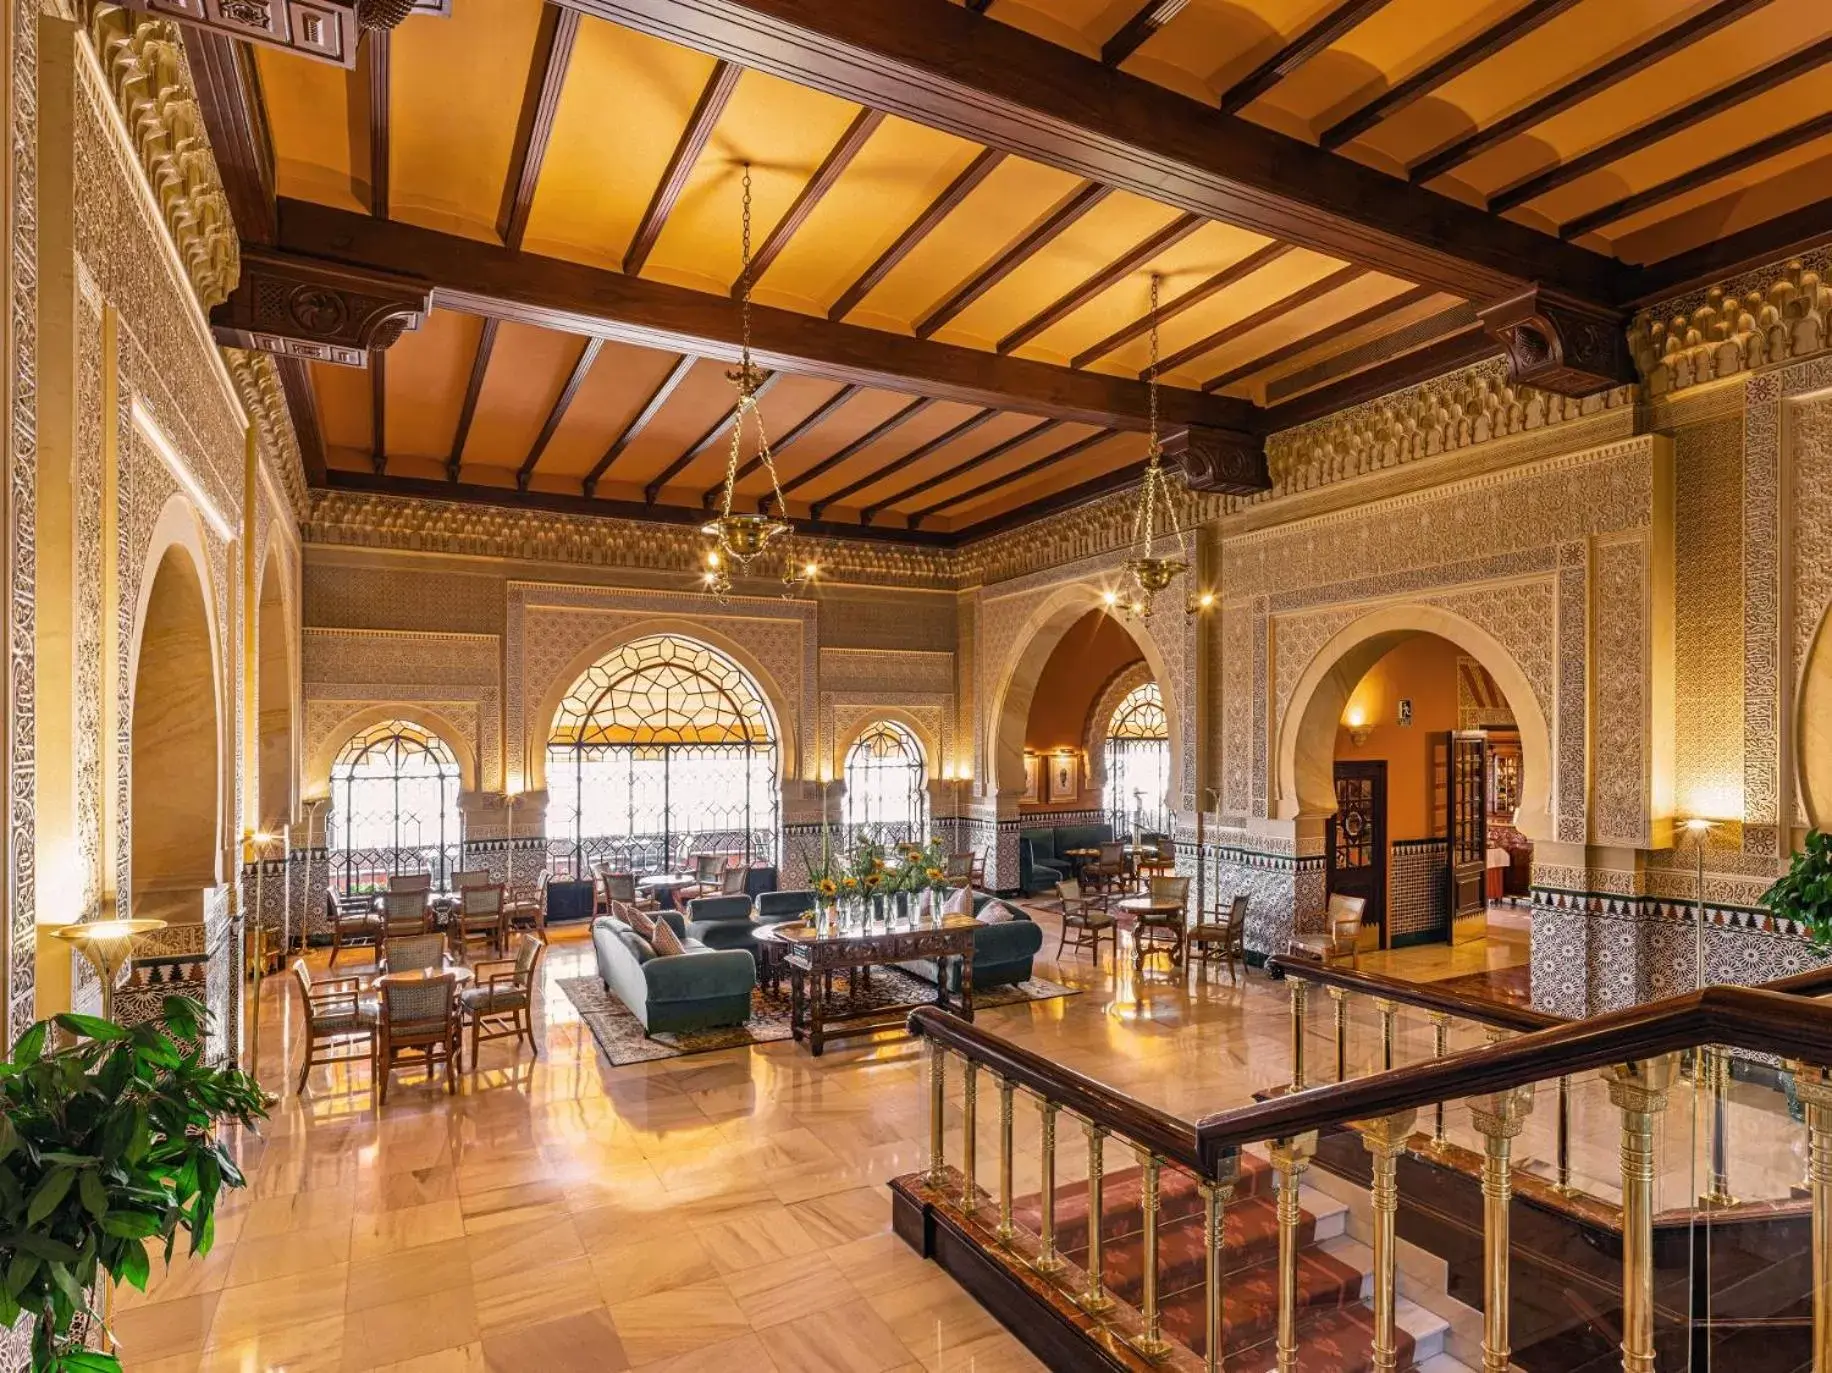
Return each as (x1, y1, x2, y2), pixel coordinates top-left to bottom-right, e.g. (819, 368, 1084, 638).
(1116, 894, 1186, 976)
(637, 873, 697, 910)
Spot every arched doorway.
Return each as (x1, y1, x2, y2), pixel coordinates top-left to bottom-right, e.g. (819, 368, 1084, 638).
(129, 543, 221, 926)
(1803, 606, 1832, 828)
(844, 719, 928, 847)
(327, 720, 463, 892)
(255, 545, 293, 835)
(1103, 681, 1171, 837)
(546, 633, 779, 876)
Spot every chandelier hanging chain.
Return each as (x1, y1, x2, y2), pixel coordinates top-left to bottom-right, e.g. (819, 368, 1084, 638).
(1118, 273, 1190, 619)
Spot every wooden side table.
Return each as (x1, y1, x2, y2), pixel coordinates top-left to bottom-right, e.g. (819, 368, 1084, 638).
(1117, 895, 1186, 976)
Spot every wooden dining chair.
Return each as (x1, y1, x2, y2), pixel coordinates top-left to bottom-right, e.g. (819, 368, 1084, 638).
(461, 933, 546, 1063)
(380, 932, 447, 975)
(1051, 879, 1115, 966)
(596, 867, 658, 916)
(452, 869, 491, 891)
(944, 853, 974, 888)
(375, 974, 461, 1104)
(718, 865, 748, 897)
(506, 871, 548, 934)
(388, 872, 433, 895)
(1188, 893, 1249, 984)
(289, 960, 376, 1094)
(326, 889, 382, 968)
(1135, 875, 1191, 969)
(1290, 893, 1368, 966)
(679, 852, 725, 904)
(454, 883, 507, 960)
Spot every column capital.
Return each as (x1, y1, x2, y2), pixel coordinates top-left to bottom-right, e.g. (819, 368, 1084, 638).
(1268, 1132, 1319, 1169)
(1469, 1083, 1536, 1140)
(1603, 1054, 1679, 1115)
(1790, 1060, 1832, 1111)
(1355, 1110, 1419, 1156)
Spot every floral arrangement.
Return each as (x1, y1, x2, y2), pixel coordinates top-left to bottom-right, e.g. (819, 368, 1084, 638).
(1761, 828, 1832, 951)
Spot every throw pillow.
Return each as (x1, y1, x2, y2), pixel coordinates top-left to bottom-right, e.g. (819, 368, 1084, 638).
(650, 916, 687, 956)
(941, 885, 972, 918)
(976, 899, 1017, 925)
(623, 902, 657, 940)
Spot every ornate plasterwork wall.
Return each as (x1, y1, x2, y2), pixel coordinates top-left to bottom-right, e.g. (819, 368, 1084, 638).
(1632, 255, 1832, 399)
(818, 647, 956, 781)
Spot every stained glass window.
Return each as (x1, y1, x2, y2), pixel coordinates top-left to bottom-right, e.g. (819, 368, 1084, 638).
(546, 635, 779, 875)
(1104, 682, 1171, 837)
(844, 720, 927, 847)
(328, 720, 462, 892)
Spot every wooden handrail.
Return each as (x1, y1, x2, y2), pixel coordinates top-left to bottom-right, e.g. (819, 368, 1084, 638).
(1266, 954, 1564, 1033)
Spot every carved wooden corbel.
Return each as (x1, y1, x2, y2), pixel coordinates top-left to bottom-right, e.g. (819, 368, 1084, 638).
(1175, 424, 1272, 496)
(142, 0, 447, 68)
(1477, 285, 1634, 396)
(210, 247, 431, 367)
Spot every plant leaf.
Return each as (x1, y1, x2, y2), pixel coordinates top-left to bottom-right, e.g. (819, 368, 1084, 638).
(25, 1166, 75, 1227)
(77, 1169, 108, 1220)
(53, 1014, 128, 1043)
(11, 1021, 46, 1066)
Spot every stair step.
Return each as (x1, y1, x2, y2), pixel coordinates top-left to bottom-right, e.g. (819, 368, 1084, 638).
(1206, 1296, 1452, 1372)
(1154, 1243, 1369, 1354)
(1011, 1153, 1277, 1253)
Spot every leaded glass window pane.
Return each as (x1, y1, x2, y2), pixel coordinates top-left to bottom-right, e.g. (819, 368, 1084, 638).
(328, 720, 462, 892)
(844, 720, 927, 848)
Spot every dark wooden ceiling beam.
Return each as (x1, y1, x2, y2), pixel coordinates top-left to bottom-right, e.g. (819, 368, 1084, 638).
(275, 199, 1260, 434)
(1264, 300, 1475, 402)
(558, 0, 1619, 304)
(277, 357, 328, 483)
(910, 427, 1115, 525)
(370, 350, 387, 473)
(1153, 264, 1367, 376)
(770, 396, 936, 506)
(1102, 0, 1190, 67)
(1630, 197, 1832, 304)
(516, 337, 603, 490)
(950, 453, 1143, 538)
(583, 353, 697, 496)
(964, 0, 994, 11)
(359, 31, 390, 217)
(646, 371, 784, 504)
(499, 4, 581, 250)
(1200, 283, 1436, 392)
(828, 148, 1005, 321)
(706, 382, 862, 505)
(998, 211, 1203, 355)
(811, 408, 998, 519)
(625, 59, 742, 276)
(185, 28, 277, 245)
(447, 318, 499, 480)
(1560, 109, 1832, 241)
(1258, 325, 1500, 428)
(1407, 0, 1773, 185)
(1490, 35, 1832, 215)
(1319, 0, 1583, 151)
(1071, 241, 1295, 368)
(1216, 0, 1397, 117)
(916, 182, 1111, 338)
(862, 417, 1062, 521)
(743, 108, 885, 293)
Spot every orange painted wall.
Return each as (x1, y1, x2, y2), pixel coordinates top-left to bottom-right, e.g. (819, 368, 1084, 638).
(1333, 633, 1463, 841)
(1023, 609, 1143, 814)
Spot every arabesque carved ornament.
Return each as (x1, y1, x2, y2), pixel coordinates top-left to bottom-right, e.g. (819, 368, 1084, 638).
(225, 348, 309, 520)
(1632, 257, 1832, 398)
(211, 247, 430, 366)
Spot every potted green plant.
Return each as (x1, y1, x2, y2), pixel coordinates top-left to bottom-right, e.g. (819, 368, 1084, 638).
(0, 996, 267, 1372)
(1761, 828, 1832, 952)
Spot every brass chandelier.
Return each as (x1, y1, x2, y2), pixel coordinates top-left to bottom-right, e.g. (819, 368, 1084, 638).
(1117, 275, 1190, 620)
(701, 163, 813, 602)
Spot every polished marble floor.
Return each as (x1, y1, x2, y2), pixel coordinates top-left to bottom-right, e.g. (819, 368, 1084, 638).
(109, 902, 1797, 1371)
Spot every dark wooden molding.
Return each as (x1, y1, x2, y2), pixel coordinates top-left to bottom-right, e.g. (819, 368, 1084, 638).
(828, 148, 1005, 322)
(940, 442, 1135, 534)
(1216, 0, 1397, 116)
(1154, 264, 1367, 377)
(915, 182, 1112, 339)
(1180, 422, 1270, 494)
(863, 417, 1062, 521)
(277, 356, 328, 483)
(625, 59, 742, 276)
(560, 0, 1620, 304)
(1101, 0, 1189, 67)
(362, 30, 390, 218)
(1560, 108, 1832, 241)
(998, 211, 1203, 355)
(582, 353, 697, 496)
(743, 107, 885, 293)
(516, 337, 603, 490)
(1264, 301, 1476, 403)
(274, 199, 1257, 433)
(370, 349, 387, 473)
(1258, 326, 1500, 429)
(772, 396, 936, 505)
(964, 0, 995, 10)
(1627, 199, 1832, 305)
(912, 428, 1118, 527)
(146, 0, 361, 66)
(210, 243, 430, 365)
(447, 318, 499, 480)
(708, 382, 861, 506)
(1071, 241, 1295, 368)
(1407, 0, 1771, 186)
(1200, 283, 1437, 392)
(1319, 0, 1583, 151)
(499, 4, 581, 251)
(811, 408, 998, 519)
(1490, 35, 1832, 215)
(644, 371, 783, 504)
(1476, 285, 1634, 393)
(184, 27, 277, 245)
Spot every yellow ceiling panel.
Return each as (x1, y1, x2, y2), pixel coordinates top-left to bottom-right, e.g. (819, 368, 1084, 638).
(1019, 221, 1277, 366)
(1152, 0, 1354, 115)
(754, 117, 981, 317)
(790, 400, 985, 503)
(531, 342, 690, 481)
(743, 389, 927, 497)
(1600, 139, 1832, 264)
(837, 411, 1046, 509)
(932, 431, 1135, 530)
(607, 363, 752, 487)
(929, 192, 1186, 353)
(846, 157, 1084, 333)
(383, 309, 480, 460)
(1251, 289, 1463, 402)
(875, 418, 1103, 517)
(642, 70, 865, 297)
(975, 0, 1108, 53)
(389, 0, 546, 241)
(309, 359, 371, 456)
(254, 47, 360, 212)
(1194, 278, 1446, 397)
(646, 375, 846, 503)
(457, 321, 585, 473)
(521, 20, 720, 271)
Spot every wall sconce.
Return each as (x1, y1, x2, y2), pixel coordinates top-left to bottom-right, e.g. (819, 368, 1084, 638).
(1187, 589, 1216, 614)
(1343, 706, 1373, 747)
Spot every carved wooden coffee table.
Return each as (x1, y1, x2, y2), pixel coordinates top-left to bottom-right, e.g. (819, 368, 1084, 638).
(759, 913, 978, 1056)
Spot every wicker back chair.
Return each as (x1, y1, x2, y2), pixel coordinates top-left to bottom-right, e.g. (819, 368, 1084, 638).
(1188, 893, 1249, 984)
(461, 933, 546, 1062)
(381, 932, 446, 975)
(290, 960, 375, 1094)
(375, 973, 460, 1104)
(380, 889, 429, 939)
(719, 865, 748, 897)
(452, 869, 490, 891)
(1052, 879, 1114, 966)
(326, 888, 382, 968)
(388, 872, 433, 894)
(455, 883, 507, 960)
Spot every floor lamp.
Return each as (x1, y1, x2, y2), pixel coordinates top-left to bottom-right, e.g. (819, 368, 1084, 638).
(52, 917, 165, 1023)
(245, 832, 284, 1106)
(1683, 816, 1734, 1207)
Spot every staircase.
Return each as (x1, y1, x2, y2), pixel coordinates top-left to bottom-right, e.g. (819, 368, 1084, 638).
(1010, 1153, 1472, 1372)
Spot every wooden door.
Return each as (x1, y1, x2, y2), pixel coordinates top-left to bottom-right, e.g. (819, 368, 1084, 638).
(1447, 731, 1489, 929)
(1328, 761, 1387, 950)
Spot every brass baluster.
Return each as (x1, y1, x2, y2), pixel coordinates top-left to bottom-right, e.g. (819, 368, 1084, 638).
(1356, 1111, 1418, 1373)
(1035, 1099, 1066, 1275)
(1469, 1084, 1535, 1373)
(1289, 977, 1309, 1090)
(1789, 1061, 1832, 1373)
(1328, 985, 1350, 1081)
(1131, 1151, 1172, 1359)
(1427, 1011, 1450, 1144)
(1556, 1074, 1572, 1193)
(996, 1075, 1016, 1244)
(927, 1040, 947, 1187)
(1374, 997, 1397, 1072)
(1269, 1133, 1319, 1373)
(959, 1059, 979, 1211)
(1200, 1155, 1241, 1373)
(1080, 1121, 1113, 1313)
(1605, 1057, 1676, 1373)
(1699, 1045, 1736, 1207)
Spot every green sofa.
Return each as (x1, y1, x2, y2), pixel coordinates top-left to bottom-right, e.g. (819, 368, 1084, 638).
(592, 909, 756, 1033)
(898, 893, 1042, 994)
(1018, 821, 1116, 893)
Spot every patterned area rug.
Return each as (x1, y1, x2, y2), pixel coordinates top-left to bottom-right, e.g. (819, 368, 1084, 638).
(558, 967, 1079, 1066)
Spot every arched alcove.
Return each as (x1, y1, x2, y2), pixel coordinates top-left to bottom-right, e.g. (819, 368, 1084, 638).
(255, 542, 294, 834)
(1802, 605, 1832, 827)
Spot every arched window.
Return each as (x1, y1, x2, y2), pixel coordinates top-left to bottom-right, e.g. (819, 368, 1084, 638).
(844, 721, 927, 846)
(328, 720, 462, 892)
(546, 634, 779, 875)
(1103, 682, 1171, 838)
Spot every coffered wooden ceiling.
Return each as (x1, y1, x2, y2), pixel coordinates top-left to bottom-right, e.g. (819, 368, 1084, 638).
(192, 0, 1832, 539)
